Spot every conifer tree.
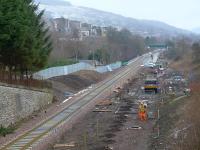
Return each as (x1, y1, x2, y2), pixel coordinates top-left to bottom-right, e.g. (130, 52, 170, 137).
(0, 0, 52, 78)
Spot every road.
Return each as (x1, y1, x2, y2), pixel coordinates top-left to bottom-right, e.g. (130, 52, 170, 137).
(0, 52, 158, 150)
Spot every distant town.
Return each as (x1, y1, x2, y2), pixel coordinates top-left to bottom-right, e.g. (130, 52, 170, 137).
(47, 17, 120, 40)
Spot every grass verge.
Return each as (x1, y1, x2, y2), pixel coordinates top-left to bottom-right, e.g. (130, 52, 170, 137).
(0, 125, 15, 137)
(46, 59, 78, 68)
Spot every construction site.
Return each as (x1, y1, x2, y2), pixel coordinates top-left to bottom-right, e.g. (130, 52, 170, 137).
(0, 49, 194, 150)
(1, 1, 200, 149)
(46, 52, 190, 150)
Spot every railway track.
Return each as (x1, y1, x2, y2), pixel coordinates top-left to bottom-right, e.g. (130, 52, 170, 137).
(0, 55, 147, 150)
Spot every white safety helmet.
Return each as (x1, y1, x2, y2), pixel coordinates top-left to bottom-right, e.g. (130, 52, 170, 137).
(143, 103, 147, 108)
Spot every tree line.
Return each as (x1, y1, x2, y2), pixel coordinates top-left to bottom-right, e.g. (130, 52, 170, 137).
(50, 27, 157, 65)
(165, 36, 200, 63)
(0, 0, 52, 80)
(192, 42, 200, 63)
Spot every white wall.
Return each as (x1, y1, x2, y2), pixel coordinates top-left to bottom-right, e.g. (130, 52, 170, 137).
(33, 61, 123, 80)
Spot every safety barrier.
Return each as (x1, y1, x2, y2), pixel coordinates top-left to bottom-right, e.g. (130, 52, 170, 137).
(33, 61, 122, 80)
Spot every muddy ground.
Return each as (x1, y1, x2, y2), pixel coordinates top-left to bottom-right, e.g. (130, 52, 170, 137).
(150, 63, 193, 149)
(50, 69, 164, 150)
(50, 61, 190, 150)
(49, 70, 108, 101)
(150, 69, 189, 149)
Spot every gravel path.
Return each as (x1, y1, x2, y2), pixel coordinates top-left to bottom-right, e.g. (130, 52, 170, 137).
(0, 70, 113, 147)
(51, 71, 160, 150)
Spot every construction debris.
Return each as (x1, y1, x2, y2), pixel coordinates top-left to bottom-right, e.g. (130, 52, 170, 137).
(104, 145, 114, 150)
(93, 109, 112, 112)
(127, 126, 142, 130)
(113, 86, 122, 93)
(113, 89, 120, 93)
(54, 142, 76, 149)
(148, 111, 156, 119)
(96, 99, 112, 106)
(116, 86, 122, 90)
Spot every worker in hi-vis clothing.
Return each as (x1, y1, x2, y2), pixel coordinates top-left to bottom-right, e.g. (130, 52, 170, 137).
(138, 102, 147, 121)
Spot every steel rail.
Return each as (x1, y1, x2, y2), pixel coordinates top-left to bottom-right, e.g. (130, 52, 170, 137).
(1, 57, 143, 150)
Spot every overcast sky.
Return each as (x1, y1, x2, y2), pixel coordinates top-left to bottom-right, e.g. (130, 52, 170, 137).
(65, 0, 199, 30)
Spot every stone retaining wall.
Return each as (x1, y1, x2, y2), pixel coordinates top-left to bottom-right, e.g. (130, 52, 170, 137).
(0, 85, 53, 127)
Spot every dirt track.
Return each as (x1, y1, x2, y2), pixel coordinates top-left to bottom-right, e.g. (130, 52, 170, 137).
(50, 58, 190, 150)
(51, 70, 162, 150)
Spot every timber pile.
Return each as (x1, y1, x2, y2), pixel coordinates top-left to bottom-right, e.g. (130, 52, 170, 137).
(93, 109, 112, 112)
(96, 99, 112, 106)
(113, 86, 122, 93)
(54, 142, 76, 149)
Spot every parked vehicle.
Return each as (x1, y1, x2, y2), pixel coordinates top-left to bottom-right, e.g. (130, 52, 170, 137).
(144, 76, 158, 93)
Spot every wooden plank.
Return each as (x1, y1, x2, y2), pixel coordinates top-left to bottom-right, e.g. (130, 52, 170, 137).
(93, 109, 112, 112)
(96, 99, 112, 106)
(54, 143, 75, 148)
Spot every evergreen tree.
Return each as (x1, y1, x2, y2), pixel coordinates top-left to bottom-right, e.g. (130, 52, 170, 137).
(0, 0, 52, 78)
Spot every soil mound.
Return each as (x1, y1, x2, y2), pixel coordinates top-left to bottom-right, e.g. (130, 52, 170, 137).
(49, 70, 105, 100)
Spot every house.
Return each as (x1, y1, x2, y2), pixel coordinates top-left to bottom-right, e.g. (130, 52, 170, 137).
(69, 20, 81, 30)
(91, 26, 102, 36)
(48, 17, 115, 40)
(80, 23, 92, 39)
(101, 27, 109, 37)
(53, 18, 70, 32)
(81, 23, 92, 30)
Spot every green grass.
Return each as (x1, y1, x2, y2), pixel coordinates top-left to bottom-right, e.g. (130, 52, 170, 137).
(46, 59, 78, 68)
(0, 125, 15, 137)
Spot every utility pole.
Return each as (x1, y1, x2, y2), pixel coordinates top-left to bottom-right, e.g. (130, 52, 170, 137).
(93, 49, 95, 67)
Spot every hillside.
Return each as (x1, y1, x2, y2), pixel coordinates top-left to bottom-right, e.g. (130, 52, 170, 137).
(192, 27, 200, 34)
(35, 0, 190, 37)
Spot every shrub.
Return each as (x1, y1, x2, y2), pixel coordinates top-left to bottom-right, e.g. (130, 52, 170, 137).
(0, 125, 15, 137)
